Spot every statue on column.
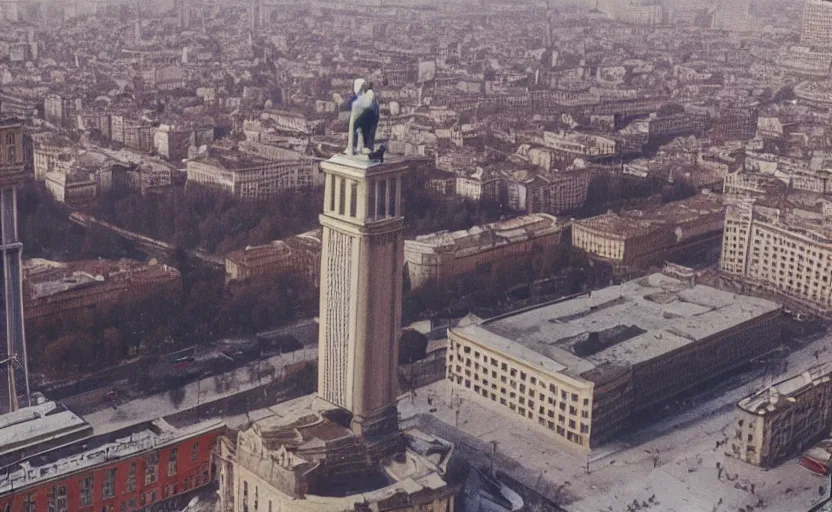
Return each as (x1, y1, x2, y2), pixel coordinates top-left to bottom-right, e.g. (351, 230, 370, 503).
(338, 78, 385, 161)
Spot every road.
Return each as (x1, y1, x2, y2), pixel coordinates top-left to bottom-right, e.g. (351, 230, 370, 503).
(68, 211, 223, 267)
(83, 347, 317, 435)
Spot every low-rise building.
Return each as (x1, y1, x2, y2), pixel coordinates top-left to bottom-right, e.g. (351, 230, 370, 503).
(730, 362, 832, 468)
(44, 170, 98, 205)
(0, 400, 92, 464)
(224, 230, 322, 285)
(186, 149, 322, 200)
(0, 417, 223, 512)
(23, 259, 182, 321)
(720, 193, 832, 317)
(447, 273, 782, 450)
(455, 167, 501, 202)
(404, 214, 567, 290)
(525, 171, 592, 215)
(572, 193, 725, 269)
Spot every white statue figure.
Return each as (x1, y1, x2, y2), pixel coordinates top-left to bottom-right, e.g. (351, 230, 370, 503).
(340, 78, 381, 158)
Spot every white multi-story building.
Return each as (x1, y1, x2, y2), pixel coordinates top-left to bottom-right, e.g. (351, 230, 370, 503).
(186, 151, 322, 200)
(712, 0, 754, 31)
(721, 193, 832, 316)
(802, 0, 832, 50)
(404, 214, 566, 290)
(447, 273, 782, 450)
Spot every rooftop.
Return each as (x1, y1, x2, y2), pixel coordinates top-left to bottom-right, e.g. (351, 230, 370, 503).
(453, 273, 780, 381)
(407, 214, 564, 256)
(574, 193, 724, 238)
(0, 401, 91, 465)
(738, 362, 832, 416)
(225, 230, 322, 267)
(0, 418, 223, 496)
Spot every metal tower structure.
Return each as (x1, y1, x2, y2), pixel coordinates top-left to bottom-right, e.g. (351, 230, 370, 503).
(0, 118, 28, 413)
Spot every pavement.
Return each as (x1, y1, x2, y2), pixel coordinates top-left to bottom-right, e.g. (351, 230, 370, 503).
(83, 348, 317, 435)
(399, 332, 832, 512)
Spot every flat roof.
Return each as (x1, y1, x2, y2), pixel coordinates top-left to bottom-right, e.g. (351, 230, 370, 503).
(574, 193, 724, 238)
(453, 273, 780, 381)
(0, 401, 91, 459)
(407, 214, 564, 256)
(0, 418, 223, 495)
(738, 362, 832, 416)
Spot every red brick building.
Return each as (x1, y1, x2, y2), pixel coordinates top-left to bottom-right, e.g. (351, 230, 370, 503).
(0, 419, 224, 512)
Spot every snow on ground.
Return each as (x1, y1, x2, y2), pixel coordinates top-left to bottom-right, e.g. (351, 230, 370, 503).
(83, 348, 317, 434)
(400, 333, 832, 512)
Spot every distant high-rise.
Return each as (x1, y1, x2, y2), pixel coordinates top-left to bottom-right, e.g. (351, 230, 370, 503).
(711, 0, 753, 31)
(316, 154, 408, 439)
(176, 0, 191, 29)
(802, 0, 832, 50)
(0, 118, 28, 412)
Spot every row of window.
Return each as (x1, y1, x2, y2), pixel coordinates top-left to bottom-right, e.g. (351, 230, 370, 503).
(242, 481, 273, 512)
(449, 341, 591, 446)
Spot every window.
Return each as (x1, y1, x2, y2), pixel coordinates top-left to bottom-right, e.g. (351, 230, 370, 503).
(191, 442, 199, 462)
(80, 475, 93, 507)
(56, 486, 67, 512)
(243, 481, 249, 512)
(145, 452, 159, 485)
(168, 448, 178, 477)
(367, 180, 376, 218)
(126, 463, 136, 492)
(23, 493, 35, 512)
(7, 145, 14, 164)
(349, 181, 357, 217)
(104, 468, 117, 499)
(5, 134, 13, 146)
(389, 177, 397, 217)
(329, 175, 336, 211)
(377, 180, 387, 217)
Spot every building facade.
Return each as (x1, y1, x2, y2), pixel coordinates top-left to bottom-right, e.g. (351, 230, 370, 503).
(224, 230, 321, 286)
(803, 0, 832, 50)
(526, 171, 591, 215)
(186, 156, 322, 200)
(730, 362, 832, 468)
(572, 193, 725, 269)
(446, 273, 782, 449)
(23, 259, 182, 321)
(404, 214, 567, 290)
(720, 194, 832, 317)
(0, 419, 223, 512)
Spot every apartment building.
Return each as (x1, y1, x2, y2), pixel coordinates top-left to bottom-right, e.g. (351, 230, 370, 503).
(803, 0, 832, 50)
(730, 362, 832, 468)
(0, 417, 223, 512)
(224, 230, 321, 285)
(23, 259, 182, 321)
(186, 151, 322, 200)
(720, 193, 832, 317)
(572, 193, 725, 268)
(404, 214, 567, 290)
(526, 171, 592, 215)
(447, 273, 781, 450)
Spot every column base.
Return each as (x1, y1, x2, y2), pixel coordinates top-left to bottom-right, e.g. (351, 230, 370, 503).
(350, 404, 399, 439)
